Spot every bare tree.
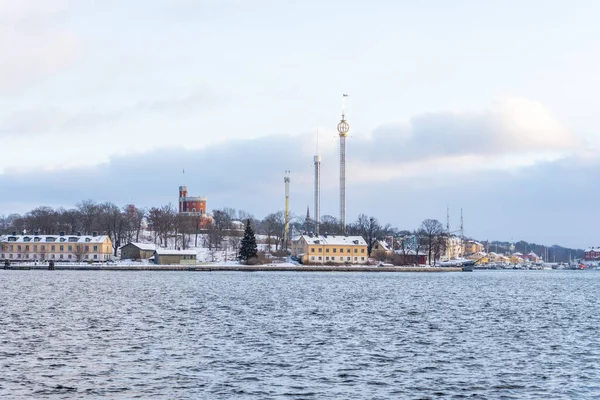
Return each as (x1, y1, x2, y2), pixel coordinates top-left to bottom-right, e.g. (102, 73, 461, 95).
(348, 214, 383, 256)
(73, 244, 89, 262)
(419, 219, 445, 266)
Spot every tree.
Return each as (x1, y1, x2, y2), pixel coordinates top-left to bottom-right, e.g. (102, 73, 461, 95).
(419, 219, 445, 266)
(348, 214, 383, 256)
(262, 211, 285, 252)
(320, 215, 344, 235)
(238, 219, 258, 264)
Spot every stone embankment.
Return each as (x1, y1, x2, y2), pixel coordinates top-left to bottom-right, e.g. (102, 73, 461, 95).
(4, 264, 461, 272)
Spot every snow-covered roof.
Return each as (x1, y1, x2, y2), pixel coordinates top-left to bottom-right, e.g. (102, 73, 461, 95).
(298, 235, 367, 246)
(374, 240, 391, 251)
(1, 234, 109, 244)
(528, 251, 539, 257)
(513, 252, 523, 256)
(122, 242, 157, 251)
(393, 249, 427, 255)
(154, 249, 197, 256)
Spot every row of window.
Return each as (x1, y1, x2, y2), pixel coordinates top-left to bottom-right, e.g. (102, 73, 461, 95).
(2, 244, 104, 253)
(310, 256, 365, 262)
(1, 253, 105, 260)
(310, 247, 365, 254)
(6, 236, 96, 243)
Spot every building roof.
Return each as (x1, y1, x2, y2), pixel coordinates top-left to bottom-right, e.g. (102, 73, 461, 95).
(121, 242, 157, 251)
(374, 240, 391, 251)
(154, 249, 197, 256)
(1, 234, 109, 244)
(297, 235, 367, 246)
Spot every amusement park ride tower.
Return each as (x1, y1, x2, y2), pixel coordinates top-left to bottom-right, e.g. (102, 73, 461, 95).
(337, 94, 350, 230)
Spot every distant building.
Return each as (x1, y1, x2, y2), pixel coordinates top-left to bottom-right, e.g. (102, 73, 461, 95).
(393, 249, 428, 265)
(445, 236, 464, 260)
(0, 233, 113, 262)
(178, 185, 207, 216)
(584, 247, 600, 261)
(154, 249, 197, 265)
(120, 242, 157, 260)
(371, 240, 393, 259)
(291, 234, 368, 264)
(463, 240, 484, 255)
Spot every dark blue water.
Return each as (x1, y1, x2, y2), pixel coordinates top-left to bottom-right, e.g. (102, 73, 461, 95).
(0, 270, 598, 399)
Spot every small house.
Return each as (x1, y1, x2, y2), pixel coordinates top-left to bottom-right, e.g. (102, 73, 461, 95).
(120, 242, 157, 260)
(154, 249, 197, 265)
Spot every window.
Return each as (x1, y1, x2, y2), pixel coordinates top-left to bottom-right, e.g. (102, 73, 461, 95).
(347, 249, 350, 253)
(59, 246, 64, 252)
(333, 248, 337, 253)
(85, 246, 89, 252)
(93, 246, 98, 252)
(17, 245, 21, 251)
(347, 257, 350, 261)
(318, 256, 322, 260)
(34, 237, 41, 242)
(361, 249, 365, 253)
(318, 248, 322, 252)
(94, 255, 98, 259)
(41, 245, 45, 251)
(69, 237, 78, 242)
(33, 245, 37, 252)
(85, 238, 91, 243)
(311, 248, 315, 253)
(24, 237, 31, 242)
(354, 249, 358, 253)
(326, 248, 330, 253)
(340, 248, 343, 253)
(60, 238, 66, 242)
(46, 237, 55, 242)
(59, 254, 63, 259)
(354, 257, 357, 261)
(68, 255, 72, 259)
(51, 245, 55, 251)
(25, 245, 29, 251)
(361, 257, 365, 261)
(326, 257, 329, 261)
(68, 246, 72, 252)
(311, 256, 315, 260)
(331, 256, 335, 260)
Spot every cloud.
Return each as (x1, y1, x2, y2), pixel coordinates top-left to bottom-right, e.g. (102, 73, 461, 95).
(0, 0, 78, 92)
(0, 88, 220, 137)
(360, 98, 577, 164)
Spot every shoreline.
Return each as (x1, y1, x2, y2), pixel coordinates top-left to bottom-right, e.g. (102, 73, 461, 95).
(2, 265, 462, 273)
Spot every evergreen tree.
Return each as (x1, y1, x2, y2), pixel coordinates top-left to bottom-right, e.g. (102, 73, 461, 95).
(238, 219, 258, 264)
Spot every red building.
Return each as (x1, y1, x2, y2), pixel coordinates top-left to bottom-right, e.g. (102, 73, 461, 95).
(584, 248, 600, 261)
(178, 186, 207, 216)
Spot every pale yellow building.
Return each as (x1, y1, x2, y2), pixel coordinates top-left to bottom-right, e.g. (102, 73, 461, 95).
(291, 234, 368, 264)
(1, 234, 113, 262)
(444, 236, 463, 260)
(463, 240, 484, 255)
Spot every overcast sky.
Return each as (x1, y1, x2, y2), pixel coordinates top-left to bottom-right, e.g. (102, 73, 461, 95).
(1, 0, 599, 248)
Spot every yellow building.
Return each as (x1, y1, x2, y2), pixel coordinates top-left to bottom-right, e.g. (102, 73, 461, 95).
(444, 236, 463, 260)
(371, 240, 393, 260)
(291, 234, 369, 264)
(0, 234, 113, 262)
(463, 240, 484, 255)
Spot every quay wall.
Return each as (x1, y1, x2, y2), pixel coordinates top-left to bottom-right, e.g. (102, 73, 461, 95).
(3, 265, 462, 273)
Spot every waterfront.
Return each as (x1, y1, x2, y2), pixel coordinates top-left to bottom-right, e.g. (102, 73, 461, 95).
(1, 270, 599, 399)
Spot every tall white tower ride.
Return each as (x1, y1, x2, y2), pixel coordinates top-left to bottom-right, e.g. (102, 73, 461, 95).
(337, 94, 350, 230)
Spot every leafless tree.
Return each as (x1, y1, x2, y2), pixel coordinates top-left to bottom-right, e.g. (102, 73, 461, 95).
(419, 219, 445, 266)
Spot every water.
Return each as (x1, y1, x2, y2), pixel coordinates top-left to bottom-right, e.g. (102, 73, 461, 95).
(0, 270, 599, 399)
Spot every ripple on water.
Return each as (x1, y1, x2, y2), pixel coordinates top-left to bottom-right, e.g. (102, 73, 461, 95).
(0, 270, 599, 399)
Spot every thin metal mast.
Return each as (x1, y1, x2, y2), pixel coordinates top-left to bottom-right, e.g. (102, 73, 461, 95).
(284, 171, 290, 247)
(314, 130, 321, 235)
(337, 95, 350, 230)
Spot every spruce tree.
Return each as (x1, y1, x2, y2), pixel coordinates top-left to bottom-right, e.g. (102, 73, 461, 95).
(238, 219, 258, 264)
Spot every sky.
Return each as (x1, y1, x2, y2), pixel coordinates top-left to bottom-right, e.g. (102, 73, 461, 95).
(1, 0, 599, 248)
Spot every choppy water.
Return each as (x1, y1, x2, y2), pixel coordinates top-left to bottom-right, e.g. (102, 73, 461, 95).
(0, 270, 599, 399)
